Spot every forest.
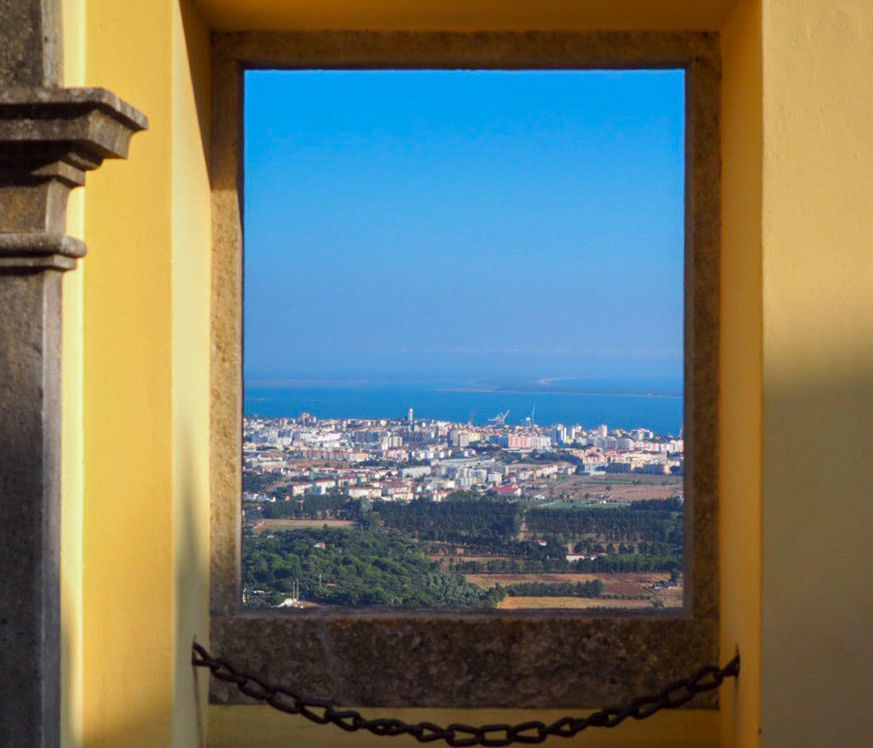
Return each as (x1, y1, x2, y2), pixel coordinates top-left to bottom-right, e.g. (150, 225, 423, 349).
(243, 526, 505, 609)
(244, 489, 683, 607)
(526, 504, 683, 546)
(375, 498, 522, 543)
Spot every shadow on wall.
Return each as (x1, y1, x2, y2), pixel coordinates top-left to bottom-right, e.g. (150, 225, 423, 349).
(208, 704, 720, 748)
(761, 360, 873, 745)
(181, 0, 211, 180)
(175, 420, 210, 747)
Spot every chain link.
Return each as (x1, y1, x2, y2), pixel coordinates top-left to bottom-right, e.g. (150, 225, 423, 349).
(192, 643, 739, 746)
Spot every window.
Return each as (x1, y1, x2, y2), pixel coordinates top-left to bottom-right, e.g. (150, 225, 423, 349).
(210, 31, 720, 708)
(241, 68, 687, 614)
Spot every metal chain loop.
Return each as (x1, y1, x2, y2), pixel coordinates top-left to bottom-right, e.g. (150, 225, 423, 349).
(192, 642, 739, 746)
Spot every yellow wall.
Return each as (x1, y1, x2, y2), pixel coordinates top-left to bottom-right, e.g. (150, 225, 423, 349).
(59, 0, 212, 744)
(82, 0, 175, 740)
(59, 0, 873, 746)
(760, 1, 873, 745)
(209, 706, 718, 747)
(194, 0, 737, 32)
(61, 0, 87, 744)
(719, 0, 763, 745)
(171, 1, 213, 745)
(63, 2, 733, 747)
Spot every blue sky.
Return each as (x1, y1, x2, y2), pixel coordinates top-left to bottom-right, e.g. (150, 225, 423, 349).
(244, 69, 685, 383)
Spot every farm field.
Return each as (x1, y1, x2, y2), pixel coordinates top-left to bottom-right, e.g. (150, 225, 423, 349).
(654, 585, 684, 608)
(254, 518, 357, 532)
(498, 597, 655, 610)
(542, 474, 683, 503)
(431, 555, 511, 570)
(465, 572, 669, 593)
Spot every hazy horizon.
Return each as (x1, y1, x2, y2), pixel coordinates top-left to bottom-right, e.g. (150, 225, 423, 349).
(244, 372, 683, 394)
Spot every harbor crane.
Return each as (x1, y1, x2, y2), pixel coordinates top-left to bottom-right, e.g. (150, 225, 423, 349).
(489, 409, 511, 426)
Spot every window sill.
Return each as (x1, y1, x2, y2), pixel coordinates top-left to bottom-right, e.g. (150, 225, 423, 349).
(210, 610, 717, 708)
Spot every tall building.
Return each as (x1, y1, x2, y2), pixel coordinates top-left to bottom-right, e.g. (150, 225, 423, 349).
(449, 429, 471, 448)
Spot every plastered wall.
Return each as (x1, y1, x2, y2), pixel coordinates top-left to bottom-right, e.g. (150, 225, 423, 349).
(194, 0, 737, 32)
(60, 0, 212, 745)
(81, 0, 176, 739)
(171, 1, 212, 745)
(719, 0, 763, 745)
(60, 0, 86, 744)
(58, 0, 873, 746)
(760, 1, 873, 745)
(61, 1, 732, 746)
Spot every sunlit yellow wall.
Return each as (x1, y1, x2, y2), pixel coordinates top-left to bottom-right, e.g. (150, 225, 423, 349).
(760, 1, 873, 745)
(719, 0, 762, 745)
(65, 0, 213, 745)
(171, 1, 212, 745)
(61, 0, 87, 744)
(82, 0, 175, 741)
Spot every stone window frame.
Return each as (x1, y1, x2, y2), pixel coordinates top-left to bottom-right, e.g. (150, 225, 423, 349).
(209, 30, 720, 708)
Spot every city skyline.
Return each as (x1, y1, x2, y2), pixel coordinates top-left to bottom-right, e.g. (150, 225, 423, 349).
(242, 410, 685, 611)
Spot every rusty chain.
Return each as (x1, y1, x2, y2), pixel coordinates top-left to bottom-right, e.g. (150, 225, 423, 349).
(192, 642, 739, 746)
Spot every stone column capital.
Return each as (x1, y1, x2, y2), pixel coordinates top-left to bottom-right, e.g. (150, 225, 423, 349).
(0, 87, 147, 270)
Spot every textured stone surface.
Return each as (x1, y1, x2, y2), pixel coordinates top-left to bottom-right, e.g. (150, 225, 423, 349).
(210, 38, 244, 617)
(0, 87, 147, 157)
(0, 233, 85, 269)
(0, 270, 63, 744)
(685, 50, 721, 621)
(215, 29, 720, 69)
(209, 30, 721, 708)
(0, 0, 62, 88)
(211, 613, 718, 708)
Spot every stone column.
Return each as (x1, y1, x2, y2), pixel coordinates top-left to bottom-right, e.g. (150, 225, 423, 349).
(0, 2, 146, 745)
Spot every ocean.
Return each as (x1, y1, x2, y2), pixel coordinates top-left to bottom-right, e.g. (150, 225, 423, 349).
(244, 378, 683, 436)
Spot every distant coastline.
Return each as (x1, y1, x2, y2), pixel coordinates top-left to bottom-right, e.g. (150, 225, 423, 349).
(246, 375, 682, 396)
(244, 377, 684, 436)
(440, 386, 681, 400)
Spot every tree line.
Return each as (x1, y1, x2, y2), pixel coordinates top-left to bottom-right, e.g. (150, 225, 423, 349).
(526, 505, 683, 547)
(375, 498, 523, 544)
(260, 493, 359, 520)
(454, 552, 680, 575)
